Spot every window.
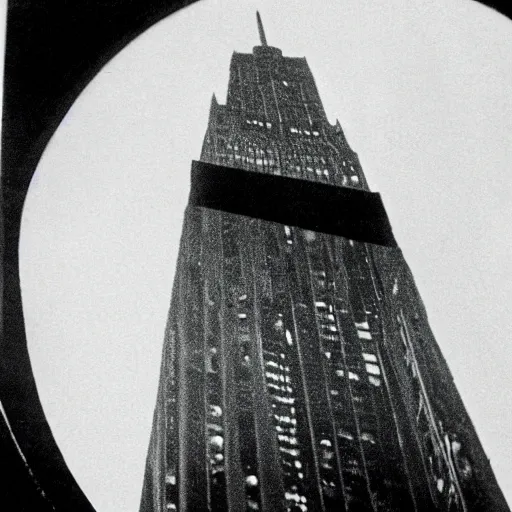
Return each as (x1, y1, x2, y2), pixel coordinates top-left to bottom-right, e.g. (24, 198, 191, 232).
(357, 330, 372, 340)
(274, 396, 295, 405)
(361, 432, 376, 444)
(362, 353, 377, 363)
(247, 499, 259, 510)
(280, 447, 300, 456)
(368, 376, 381, 387)
(304, 231, 316, 242)
(365, 363, 381, 376)
(210, 405, 222, 417)
(208, 422, 223, 433)
(246, 475, 258, 487)
(209, 435, 224, 450)
(278, 434, 298, 444)
(338, 429, 353, 440)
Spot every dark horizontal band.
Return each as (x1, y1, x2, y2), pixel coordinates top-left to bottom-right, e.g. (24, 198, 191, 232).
(189, 160, 397, 247)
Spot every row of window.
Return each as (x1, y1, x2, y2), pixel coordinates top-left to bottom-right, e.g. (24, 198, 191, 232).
(245, 119, 272, 129)
(262, 338, 308, 507)
(290, 127, 320, 137)
(216, 138, 361, 188)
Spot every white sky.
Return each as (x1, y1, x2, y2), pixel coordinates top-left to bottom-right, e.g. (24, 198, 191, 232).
(18, 0, 512, 510)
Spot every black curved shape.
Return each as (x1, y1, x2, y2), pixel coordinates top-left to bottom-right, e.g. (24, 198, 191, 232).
(481, 1, 512, 18)
(0, 1, 510, 511)
(189, 161, 397, 247)
(1, 1, 199, 510)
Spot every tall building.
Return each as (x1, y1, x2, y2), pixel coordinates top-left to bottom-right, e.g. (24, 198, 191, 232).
(140, 14, 509, 512)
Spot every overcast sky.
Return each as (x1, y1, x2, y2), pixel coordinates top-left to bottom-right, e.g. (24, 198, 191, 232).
(18, 0, 511, 510)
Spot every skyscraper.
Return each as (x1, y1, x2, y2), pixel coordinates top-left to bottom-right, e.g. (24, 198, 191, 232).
(140, 13, 509, 512)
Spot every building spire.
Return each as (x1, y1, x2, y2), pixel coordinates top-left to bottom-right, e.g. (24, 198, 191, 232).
(256, 11, 268, 46)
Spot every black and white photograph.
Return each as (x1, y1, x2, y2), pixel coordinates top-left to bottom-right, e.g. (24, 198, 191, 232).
(1, 1, 511, 511)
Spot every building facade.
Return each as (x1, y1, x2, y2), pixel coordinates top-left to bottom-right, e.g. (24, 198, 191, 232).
(140, 14, 509, 512)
